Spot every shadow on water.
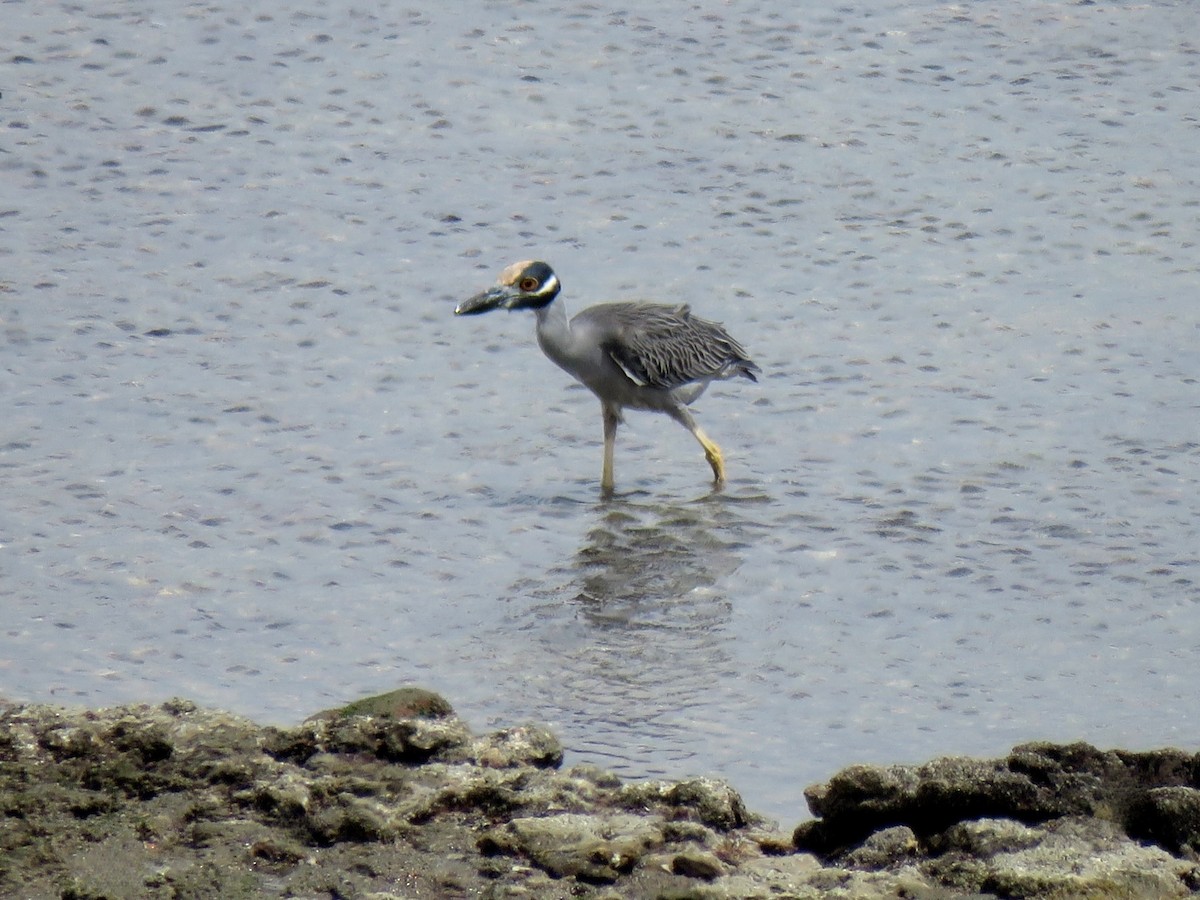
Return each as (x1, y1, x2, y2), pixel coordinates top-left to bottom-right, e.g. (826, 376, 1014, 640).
(510, 489, 773, 774)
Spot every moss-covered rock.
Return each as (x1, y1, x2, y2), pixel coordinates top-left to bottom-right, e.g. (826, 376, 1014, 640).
(2, 694, 1199, 899)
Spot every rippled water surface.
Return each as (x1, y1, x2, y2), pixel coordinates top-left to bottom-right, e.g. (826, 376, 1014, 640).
(3, 1, 1198, 823)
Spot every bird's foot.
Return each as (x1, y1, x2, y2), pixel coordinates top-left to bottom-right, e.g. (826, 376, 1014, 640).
(705, 445, 726, 484)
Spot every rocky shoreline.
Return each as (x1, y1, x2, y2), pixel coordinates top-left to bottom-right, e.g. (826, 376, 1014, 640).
(2, 689, 1198, 899)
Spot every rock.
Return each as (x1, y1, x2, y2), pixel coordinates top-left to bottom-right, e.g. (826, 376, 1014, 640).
(926, 816, 1196, 899)
(796, 741, 1200, 859)
(480, 812, 663, 883)
(1129, 786, 1200, 857)
(844, 824, 919, 869)
(670, 850, 725, 880)
(306, 794, 396, 844)
(473, 723, 564, 769)
(325, 686, 456, 720)
(619, 776, 752, 830)
(796, 754, 1074, 854)
(248, 836, 310, 866)
(266, 708, 474, 765)
(930, 816, 1042, 858)
(4, 697, 1200, 899)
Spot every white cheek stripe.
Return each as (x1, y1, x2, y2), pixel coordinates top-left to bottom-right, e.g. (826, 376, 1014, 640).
(538, 274, 560, 297)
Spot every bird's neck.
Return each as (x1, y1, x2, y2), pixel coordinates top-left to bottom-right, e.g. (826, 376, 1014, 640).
(534, 299, 574, 370)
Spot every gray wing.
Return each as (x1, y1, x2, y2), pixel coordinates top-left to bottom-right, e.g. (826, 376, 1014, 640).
(580, 302, 759, 390)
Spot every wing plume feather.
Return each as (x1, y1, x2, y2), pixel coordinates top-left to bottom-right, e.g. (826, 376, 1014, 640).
(580, 302, 760, 390)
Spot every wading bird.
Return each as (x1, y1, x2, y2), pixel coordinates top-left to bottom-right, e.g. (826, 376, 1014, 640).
(456, 260, 759, 493)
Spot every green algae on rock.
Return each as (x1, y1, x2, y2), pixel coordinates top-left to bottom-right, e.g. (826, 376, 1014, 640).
(2, 693, 1199, 899)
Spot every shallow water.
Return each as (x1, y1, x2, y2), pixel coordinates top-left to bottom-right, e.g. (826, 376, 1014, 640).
(3, 0, 1198, 823)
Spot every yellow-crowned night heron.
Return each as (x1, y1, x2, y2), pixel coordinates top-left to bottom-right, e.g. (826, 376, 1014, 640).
(455, 260, 759, 492)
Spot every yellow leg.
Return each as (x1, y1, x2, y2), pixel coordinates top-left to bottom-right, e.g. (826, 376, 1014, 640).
(670, 407, 727, 486)
(694, 426, 725, 484)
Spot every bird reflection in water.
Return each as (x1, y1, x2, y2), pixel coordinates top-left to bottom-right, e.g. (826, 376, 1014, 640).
(567, 499, 745, 630)
(518, 495, 766, 776)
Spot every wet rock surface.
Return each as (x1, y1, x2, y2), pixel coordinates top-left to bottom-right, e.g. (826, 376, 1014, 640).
(2, 692, 1199, 899)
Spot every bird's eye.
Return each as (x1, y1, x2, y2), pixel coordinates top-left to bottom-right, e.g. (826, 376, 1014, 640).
(519, 277, 539, 292)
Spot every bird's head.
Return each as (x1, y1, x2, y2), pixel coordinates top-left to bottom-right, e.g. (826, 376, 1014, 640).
(455, 260, 561, 315)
